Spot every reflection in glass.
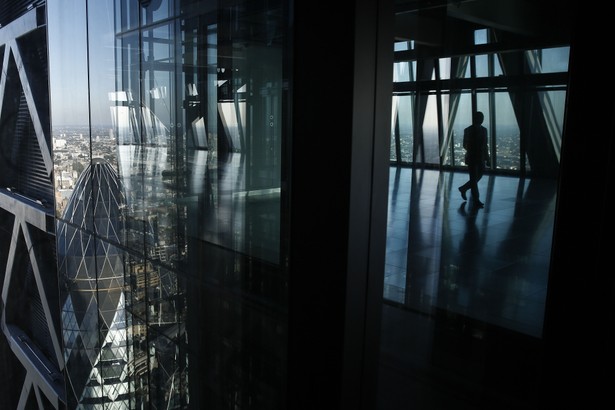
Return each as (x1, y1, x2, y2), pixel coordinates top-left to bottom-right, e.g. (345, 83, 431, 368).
(545, 47, 570, 72)
(447, 92, 472, 166)
(474, 28, 488, 45)
(191, 117, 208, 149)
(474, 54, 489, 77)
(390, 45, 569, 173)
(383, 4, 572, 405)
(494, 92, 521, 170)
(421, 94, 440, 164)
(393, 94, 414, 163)
(384, 168, 556, 336)
(51, 0, 289, 407)
(57, 159, 130, 408)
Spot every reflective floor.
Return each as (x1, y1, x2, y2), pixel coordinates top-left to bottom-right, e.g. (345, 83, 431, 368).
(378, 167, 557, 409)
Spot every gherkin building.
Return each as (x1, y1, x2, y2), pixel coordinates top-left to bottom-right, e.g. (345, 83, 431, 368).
(56, 158, 130, 408)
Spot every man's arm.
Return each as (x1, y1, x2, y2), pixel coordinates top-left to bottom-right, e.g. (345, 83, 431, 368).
(463, 128, 469, 150)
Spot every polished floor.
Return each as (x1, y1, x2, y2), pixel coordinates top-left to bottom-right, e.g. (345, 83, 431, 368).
(378, 166, 557, 409)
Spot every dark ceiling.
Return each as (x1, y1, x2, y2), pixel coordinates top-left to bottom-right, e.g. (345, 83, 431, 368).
(395, 0, 573, 55)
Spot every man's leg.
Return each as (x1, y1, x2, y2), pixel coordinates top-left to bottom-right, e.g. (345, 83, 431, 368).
(469, 165, 483, 206)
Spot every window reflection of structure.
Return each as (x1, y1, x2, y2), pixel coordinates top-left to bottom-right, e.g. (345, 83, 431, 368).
(109, 88, 188, 407)
(391, 35, 569, 178)
(191, 116, 208, 149)
(106, 0, 288, 407)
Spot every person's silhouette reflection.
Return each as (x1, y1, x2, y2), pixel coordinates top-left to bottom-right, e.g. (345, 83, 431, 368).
(456, 200, 481, 282)
(459, 111, 490, 208)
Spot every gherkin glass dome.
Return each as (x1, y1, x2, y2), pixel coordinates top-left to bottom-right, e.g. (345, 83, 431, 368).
(57, 158, 131, 408)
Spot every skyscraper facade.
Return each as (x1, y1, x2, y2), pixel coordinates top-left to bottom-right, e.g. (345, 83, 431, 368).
(2, 0, 291, 408)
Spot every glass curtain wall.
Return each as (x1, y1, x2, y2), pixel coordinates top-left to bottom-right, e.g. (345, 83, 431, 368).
(381, 2, 573, 407)
(391, 34, 569, 177)
(384, 25, 570, 334)
(49, 0, 289, 408)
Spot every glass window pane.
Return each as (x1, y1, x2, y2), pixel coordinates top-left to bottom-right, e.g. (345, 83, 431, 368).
(444, 92, 472, 166)
(141, 0, 172, 24)
(50, 1, 290, 408)
(474, 28, 488, 45)
(49, 0, 90, 218)
(394, 61, 414, 82)
(422, 94, 440, 165)
(540, 89, 566, 134)
(494, 60, 503, 76)
(392, 94, 414, 163)
(495, 92, 521, 171)
(439, 58, 451, 80)
(394, 41, 409, 51)
(539, 47, 570, 73)
(475, 54, 489, 77)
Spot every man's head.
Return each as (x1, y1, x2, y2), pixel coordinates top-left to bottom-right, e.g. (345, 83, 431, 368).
(473, 111, 484, 125)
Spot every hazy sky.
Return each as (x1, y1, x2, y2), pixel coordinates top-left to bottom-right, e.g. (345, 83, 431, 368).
(47, 0, 116, 127)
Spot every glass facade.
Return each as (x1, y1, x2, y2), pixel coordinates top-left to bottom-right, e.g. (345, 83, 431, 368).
(47, 0, 290, 408)
(391, 29, 570, 177)
(384, 0, 573, 335)
(381, 2, 579, 408)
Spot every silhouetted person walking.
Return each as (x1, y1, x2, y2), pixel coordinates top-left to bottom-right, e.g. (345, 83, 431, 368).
(459, 111, 489, 208)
